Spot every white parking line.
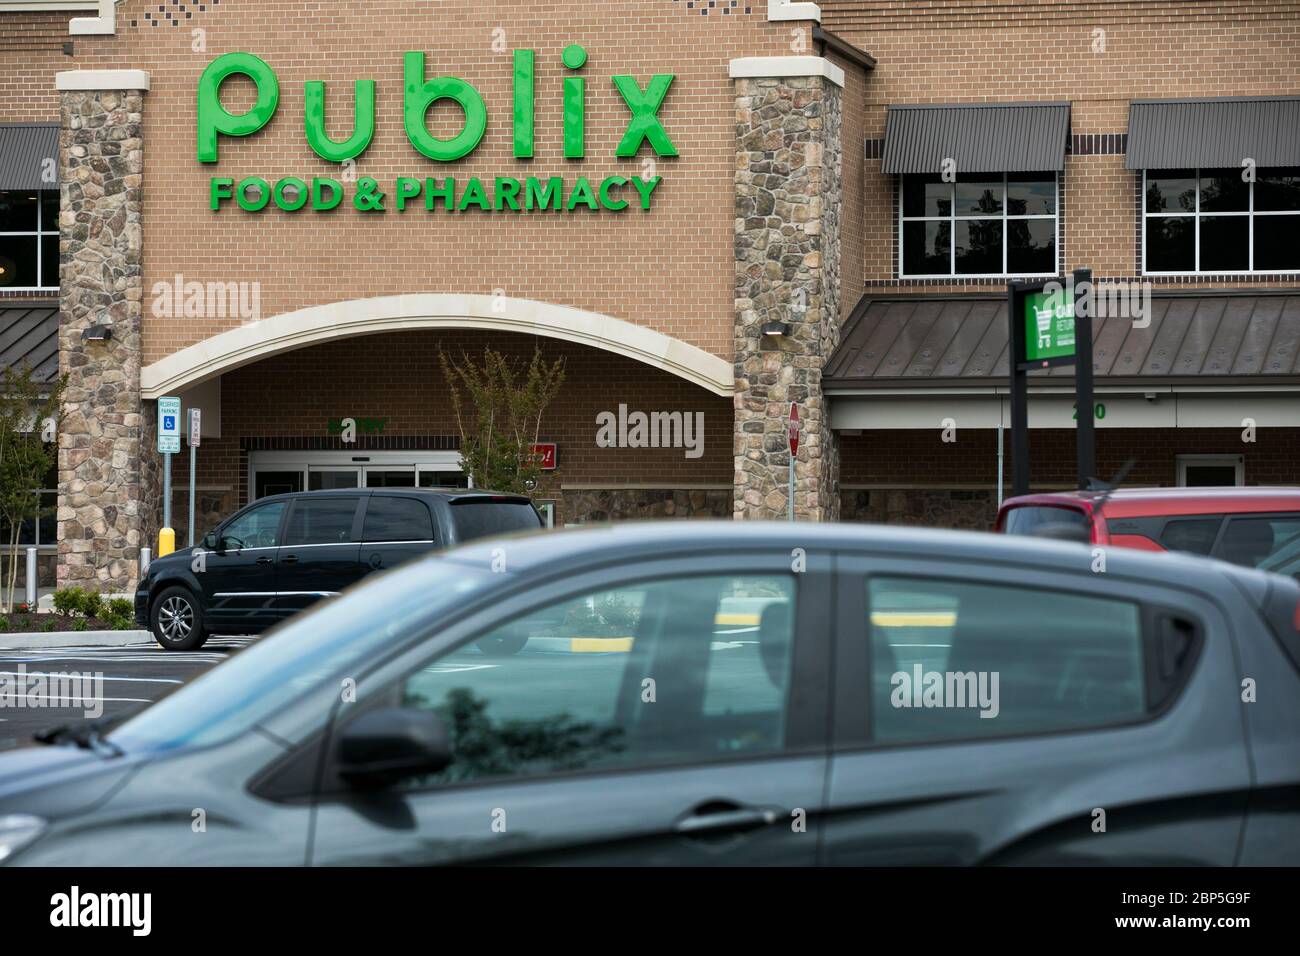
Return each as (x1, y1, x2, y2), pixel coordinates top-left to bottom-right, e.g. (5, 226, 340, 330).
(0, 671, 182, 684)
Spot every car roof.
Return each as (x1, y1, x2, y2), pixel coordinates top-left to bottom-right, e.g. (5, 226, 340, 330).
(437, 519, 1270, 596)
(247, 487, 530, 506)
(1000, 487, 1300, 519)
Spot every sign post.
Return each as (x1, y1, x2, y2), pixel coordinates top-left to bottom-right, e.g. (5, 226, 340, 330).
(1006, 270, 1094, 496)
(787, 402, 801, 522)
(157, 396, 181, 557)
(188, 407, 201, 547)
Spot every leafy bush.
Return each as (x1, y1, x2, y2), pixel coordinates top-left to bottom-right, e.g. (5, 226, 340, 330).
(39, 619, 55, 632)
(52, 587, 85, 617)
(72, 617, 88, 632)
(103, 613, 134, 631)
(79, 592, 104, 620)
(0, 616, 8, 632)
(108, 598, 133, 619)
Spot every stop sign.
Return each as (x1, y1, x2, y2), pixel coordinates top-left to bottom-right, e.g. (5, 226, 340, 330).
(788, 402, 801, 456)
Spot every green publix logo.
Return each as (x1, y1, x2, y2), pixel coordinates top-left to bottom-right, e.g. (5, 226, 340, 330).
(199, 48, 678, 215)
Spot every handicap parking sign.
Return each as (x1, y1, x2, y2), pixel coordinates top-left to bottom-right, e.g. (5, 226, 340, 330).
(158, 396, 181, 454)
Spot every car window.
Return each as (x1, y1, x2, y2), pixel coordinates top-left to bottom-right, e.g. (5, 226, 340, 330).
(1002, 505, 1088, 535)
(1218, 516, 1300, 568)
(392, 574, 796, 788)
(362, 496, 435, 543)
(1160, 517, 1222, 555)
(867, 576, 1145, 743)
(283, 497, 358, 546)
(449, 499, 541, 542)
(221, 501, 286, 549)
(1259, 528, 1300, 576)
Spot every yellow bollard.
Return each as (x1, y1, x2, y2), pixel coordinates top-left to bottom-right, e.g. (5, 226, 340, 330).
(158, 527, 175, 558)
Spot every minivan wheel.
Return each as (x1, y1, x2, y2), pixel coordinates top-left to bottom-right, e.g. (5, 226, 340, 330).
(476, 629, 528, 656)
(151, 586, 208, 651)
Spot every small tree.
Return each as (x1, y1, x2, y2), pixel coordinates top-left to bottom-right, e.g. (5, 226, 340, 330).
(0, 363, 66, 611)
(438, 346, 565, 496)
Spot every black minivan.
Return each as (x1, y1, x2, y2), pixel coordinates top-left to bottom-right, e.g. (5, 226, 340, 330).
(134, 488, 542, 650)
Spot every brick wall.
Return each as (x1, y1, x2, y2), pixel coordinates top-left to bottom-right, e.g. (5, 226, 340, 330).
(0, 0, 800, 361)
(822, 0, 1300, 295)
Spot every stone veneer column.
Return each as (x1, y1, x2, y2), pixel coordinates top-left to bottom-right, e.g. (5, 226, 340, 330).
(732, 61, 843, 521)
(56, 71, 155, 591)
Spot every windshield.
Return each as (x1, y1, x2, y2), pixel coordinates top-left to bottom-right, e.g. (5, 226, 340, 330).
(109, 559, 493, 753)
(1002, 505, 1089, 535)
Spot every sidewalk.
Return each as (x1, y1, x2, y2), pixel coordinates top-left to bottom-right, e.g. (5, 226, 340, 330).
(0, 630, 151, 651)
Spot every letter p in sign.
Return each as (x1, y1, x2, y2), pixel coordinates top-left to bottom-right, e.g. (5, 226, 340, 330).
(158, 396, 181, 454)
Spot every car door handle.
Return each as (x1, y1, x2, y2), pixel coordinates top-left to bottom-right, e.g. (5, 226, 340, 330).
(280, 554, 298, 564)
(256, 556, 273, 565)
(674, 803, 779, 837)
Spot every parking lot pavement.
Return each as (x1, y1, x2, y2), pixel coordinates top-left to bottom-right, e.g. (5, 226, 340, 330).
(0, 637, 256, 751)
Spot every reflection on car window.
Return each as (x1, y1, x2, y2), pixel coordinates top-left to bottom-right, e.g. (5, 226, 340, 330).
(1219, 517, 1300, 568)
(222, 502, 286, 549)
(396, 575, 796, 787)
(867, 577, 1145, 743)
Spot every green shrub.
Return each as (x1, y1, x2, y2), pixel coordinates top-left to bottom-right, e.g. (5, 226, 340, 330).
(79, 592, 104, 620)
(72, 617, 88, 632)
(39, 619, 55, 632)
(108, 598, 133, 619)
(0, 616, 8, 632)
(52, 587, 85, 617)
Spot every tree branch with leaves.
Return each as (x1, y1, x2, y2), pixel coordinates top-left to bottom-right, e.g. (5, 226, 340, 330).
(438, 346, 565, 497)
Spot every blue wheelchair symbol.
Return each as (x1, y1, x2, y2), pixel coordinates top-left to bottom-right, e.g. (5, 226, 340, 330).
(163, 415, 176, 431)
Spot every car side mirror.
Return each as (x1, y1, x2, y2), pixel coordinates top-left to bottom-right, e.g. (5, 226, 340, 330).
(337, 708, 452, 789)
(203, 531, 220, 553)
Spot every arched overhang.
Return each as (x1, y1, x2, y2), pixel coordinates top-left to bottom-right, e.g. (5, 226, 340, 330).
(140, 294, 735, 398)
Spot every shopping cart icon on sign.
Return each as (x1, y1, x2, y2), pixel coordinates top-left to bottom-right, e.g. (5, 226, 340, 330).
(1033, 305, 1055, 349)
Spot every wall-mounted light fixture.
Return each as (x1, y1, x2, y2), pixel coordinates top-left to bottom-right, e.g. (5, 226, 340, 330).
(81, 319, 113, 342)
(762, 320, 790, 337)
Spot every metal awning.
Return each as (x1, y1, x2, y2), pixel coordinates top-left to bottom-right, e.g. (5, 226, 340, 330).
(0, 304, 60, 383)
(0, 123, 59, 191)
(1126, 97, 1300, 169)
(881, 103, 1071, 175)
(825, 292, 1300, 390)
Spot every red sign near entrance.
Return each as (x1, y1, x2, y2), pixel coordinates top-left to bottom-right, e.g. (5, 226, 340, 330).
(788, 403, 801, 457)
(530, 442, 558, 470)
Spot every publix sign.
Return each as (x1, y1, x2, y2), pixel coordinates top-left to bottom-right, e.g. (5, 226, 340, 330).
(198, 48, 677, 215)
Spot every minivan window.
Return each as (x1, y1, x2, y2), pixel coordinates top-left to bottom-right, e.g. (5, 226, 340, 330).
(450, 499, 541, 542)
(1002, 505, 1088, 535)
(283, 497, 358, 546)
(363, 496, 435, 543)
(221, 501, 286, 549)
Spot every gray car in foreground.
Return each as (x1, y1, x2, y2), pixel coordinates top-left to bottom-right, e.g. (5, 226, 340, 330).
(1, 522, 1297, 865)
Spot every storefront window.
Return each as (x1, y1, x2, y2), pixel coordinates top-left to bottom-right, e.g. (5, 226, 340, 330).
(0, 189, 59, 290)
(900, 173, 1057, 278)
(1143, 168, 1300, 274)
(0, 461, 58, 547)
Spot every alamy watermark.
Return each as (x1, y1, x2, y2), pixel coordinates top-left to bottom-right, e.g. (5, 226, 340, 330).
(150, 273, 261, 322)
(1042, 275, 1152, 329)
(0, 664, 104, 720)
(596, 404, 704, 459)
(890, 665, 1000, 719)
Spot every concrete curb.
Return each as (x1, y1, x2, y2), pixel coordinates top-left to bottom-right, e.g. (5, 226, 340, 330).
(0, 630, 152, 650)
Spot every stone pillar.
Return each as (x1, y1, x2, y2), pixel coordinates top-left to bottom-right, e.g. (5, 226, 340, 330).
(56, 72, 153, 592)
(733, 65, 843, 521)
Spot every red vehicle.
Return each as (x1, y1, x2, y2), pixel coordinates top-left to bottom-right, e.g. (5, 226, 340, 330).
(996, 487, 1300, 577)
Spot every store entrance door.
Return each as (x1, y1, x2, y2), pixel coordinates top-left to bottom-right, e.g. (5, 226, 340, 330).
(249, 451, 466, 502)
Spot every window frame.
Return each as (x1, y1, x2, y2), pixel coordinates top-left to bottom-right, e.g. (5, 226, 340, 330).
(1141, 167, 1300, 275)
(898, 172, 1060, 280)
(0, 188, 59, 292)
(1175, 453, 1244, 487)
(280, 495, 362, 548)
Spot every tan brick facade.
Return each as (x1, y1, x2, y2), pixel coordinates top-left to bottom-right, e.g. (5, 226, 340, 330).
(0, 1, 1296, 590)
